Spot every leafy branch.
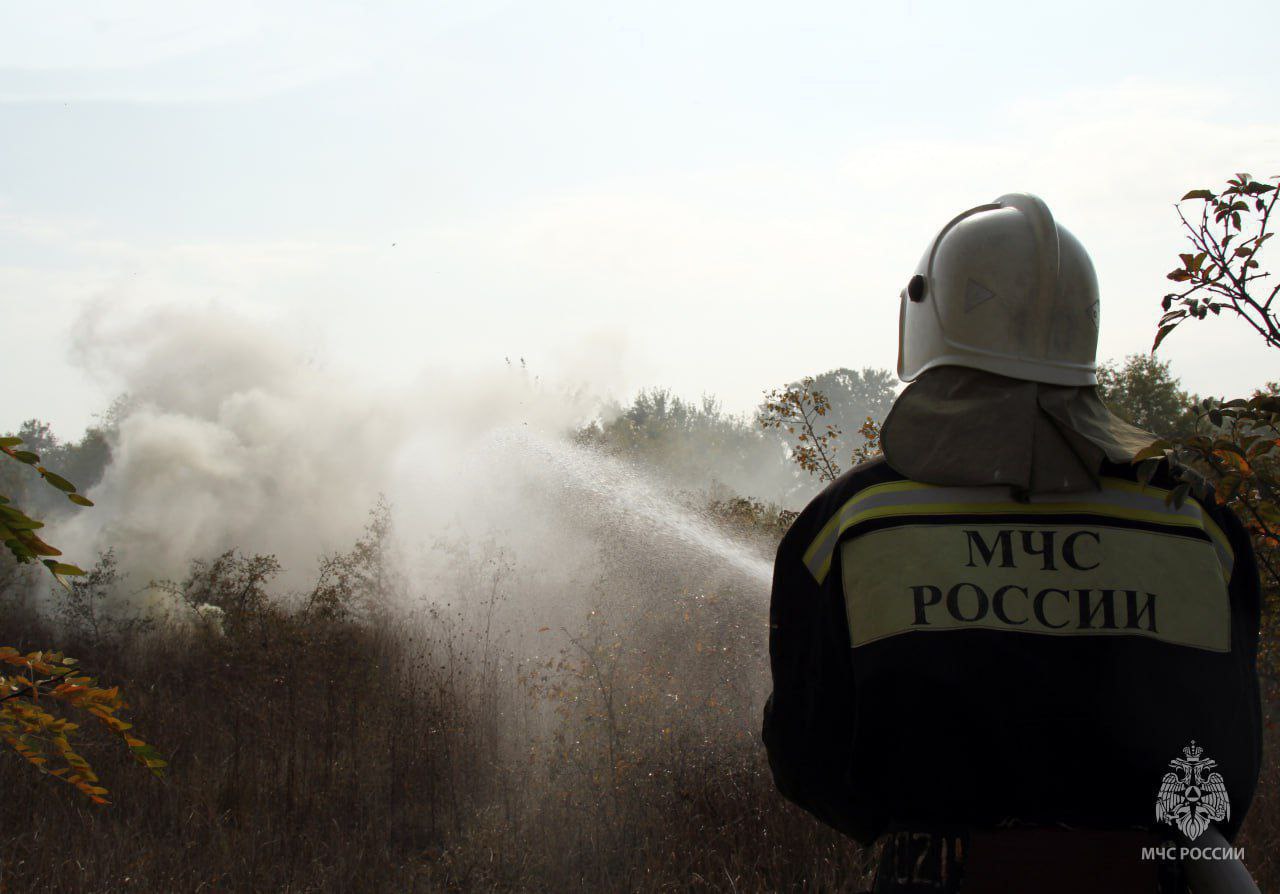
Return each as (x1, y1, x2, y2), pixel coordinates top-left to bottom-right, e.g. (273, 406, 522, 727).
(0, 648, 166, 804)
(1, 434, 94, 575)
(758, 380, 884, 484)
(1148, 173, 1280, 597)
(850, 416, 882, 467)
(2, 430, 163, 804)
(1155, 173, 1279, 352)
(759, 378, 845, 482)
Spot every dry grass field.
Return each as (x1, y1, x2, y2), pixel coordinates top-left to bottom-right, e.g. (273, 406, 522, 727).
(1, 504, 1276, 893)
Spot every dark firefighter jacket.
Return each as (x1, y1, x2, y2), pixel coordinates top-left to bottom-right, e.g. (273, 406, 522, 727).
(762, 456, 1262, 845)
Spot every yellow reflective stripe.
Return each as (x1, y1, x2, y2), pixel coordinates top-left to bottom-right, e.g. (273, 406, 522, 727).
(803, 480, 1233, 584)
(1103, 480, 1234, 571)
(801, 480, 935, 572)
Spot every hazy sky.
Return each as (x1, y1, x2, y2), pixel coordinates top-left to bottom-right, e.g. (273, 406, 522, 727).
(3, 1, 1279, 438)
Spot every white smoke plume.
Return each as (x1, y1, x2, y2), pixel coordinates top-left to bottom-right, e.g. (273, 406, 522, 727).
(48, 302, 773, 615)
(53, 303, 595, 591)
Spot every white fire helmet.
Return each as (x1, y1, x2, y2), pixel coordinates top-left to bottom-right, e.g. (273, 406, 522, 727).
(897, 193, 1100, 387)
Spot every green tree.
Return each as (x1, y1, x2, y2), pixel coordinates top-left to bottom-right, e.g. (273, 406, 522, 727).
(0, 419, 112, 524)
(582, 388, 805, 502)
(1096, 354, 1198, 438)
(803, 368, 897, 431)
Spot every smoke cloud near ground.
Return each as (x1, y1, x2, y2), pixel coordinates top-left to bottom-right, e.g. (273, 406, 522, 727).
(49, 301, 775, 619)
(5, 305, 836, 894)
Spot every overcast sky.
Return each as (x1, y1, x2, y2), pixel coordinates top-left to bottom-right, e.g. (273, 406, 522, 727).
(3, 1, 1279, 439)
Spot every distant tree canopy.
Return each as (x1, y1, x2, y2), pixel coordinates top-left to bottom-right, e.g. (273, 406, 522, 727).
(587, 361, 1217, 500)
(794, 368, 898, 433)
(589, 389, 749, 462)
(580, 369, 899, 505)
(757, 368, 896, 483)
(0, 419, 111, 524)
(580, 388, 800, 503)
(1095, 354, 1198, 439)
